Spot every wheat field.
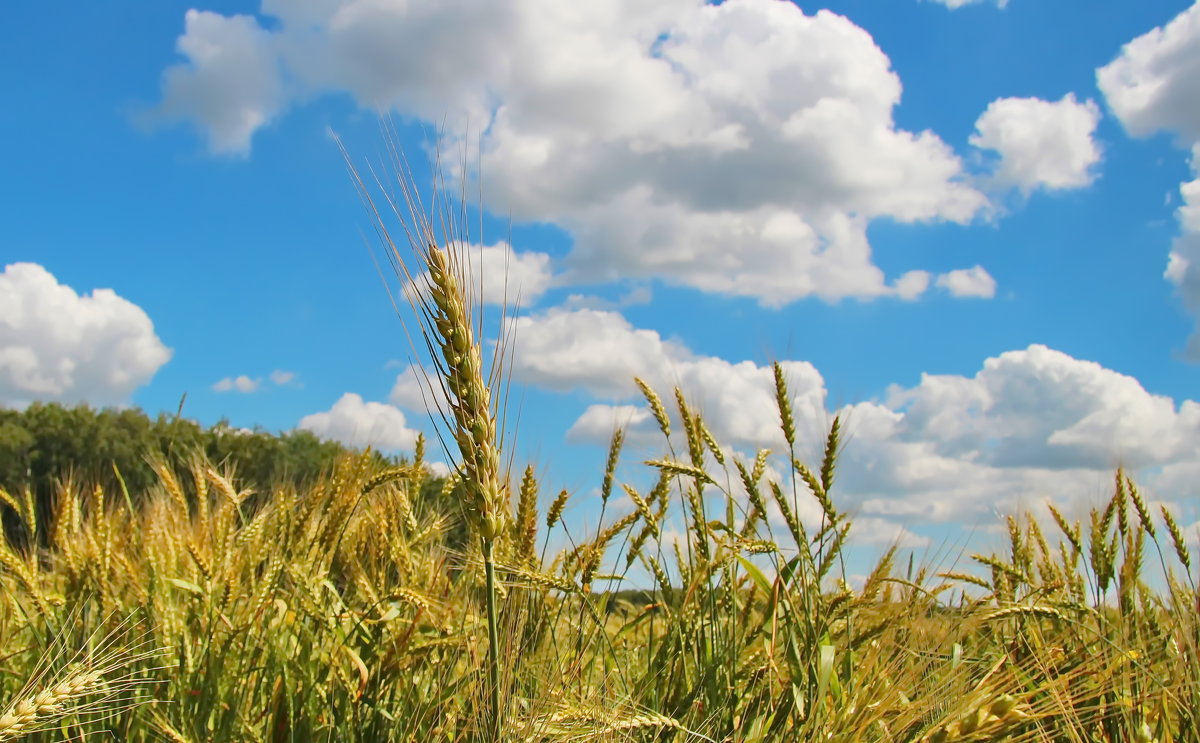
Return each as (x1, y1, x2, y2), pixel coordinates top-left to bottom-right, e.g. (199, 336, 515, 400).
(1, 150, 1198, 742)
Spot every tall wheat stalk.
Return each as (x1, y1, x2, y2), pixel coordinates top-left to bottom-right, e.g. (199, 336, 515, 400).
(337, 133, 509, 741)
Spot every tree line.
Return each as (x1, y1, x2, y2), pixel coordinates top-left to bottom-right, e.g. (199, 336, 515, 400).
(0, 401, 411, 544)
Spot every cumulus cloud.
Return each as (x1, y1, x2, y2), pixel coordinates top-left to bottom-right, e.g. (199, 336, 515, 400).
(389, 363, 452, 417)
(850, 517, 931, 548)
(1097, 4, 1200, 356)
(269, 369, 297, 385)
(149, 0, 989, 305)
(404, 242, 554, 308)
(1146, 459, 1200, 502)
(213, 375, 261, 393)
(1097, 4, 1200, 142)
(298, 392, 421, 451)
(566, 404, 655, 444)
(0, 263, 172, 408)
(935, 265, 996, 298)
(389, 366, 428, 411)
(560, 285, 653, 312)
(1168, 160, 1200, 356)
(213, 369, 299, 392)
(510, 307, 831, 450)
(827, 346, 1200, 522)
(970, 94, 1103, 192)
(510, 307, 1200, 525)
(508, 308, 687, 399)
(925, 0, 1008, 8)
(148, 10, 287, 155)
(886, 345, 1200, 471)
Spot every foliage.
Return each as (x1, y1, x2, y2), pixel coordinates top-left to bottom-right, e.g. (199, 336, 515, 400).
(0, 402, 406, 547)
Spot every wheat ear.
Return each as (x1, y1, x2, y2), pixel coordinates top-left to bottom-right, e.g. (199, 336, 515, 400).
(0, 617, 165, 741)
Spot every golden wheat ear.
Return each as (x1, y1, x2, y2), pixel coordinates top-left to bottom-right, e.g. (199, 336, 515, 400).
(0, 612, 168, 741)
(340, 129, 521, 742)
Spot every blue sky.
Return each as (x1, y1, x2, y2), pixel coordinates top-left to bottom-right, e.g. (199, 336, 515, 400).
(3, 0, 1200, 564)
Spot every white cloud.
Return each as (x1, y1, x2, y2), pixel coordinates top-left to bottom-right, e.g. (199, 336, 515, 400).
(970, 94, 1103, 192)
(560, 285, 653, 312)
(213, 369, 297, 392)
(1171, 157, 1200, 356)
(389, 366, 428, 411)
(213, 374, 261, 393)
(405, 242, 554, 308)
(389, 363, 452, 416)
(876, 387, 1196, 514)
(507, 308, 686, 399)
(935, 265, 996, 298)
(849, 518, 931, 548)
(510, 307, 832, 450)
(148, 10, 287, 156)
(893, 270, 932, 300)
(150, 0, 988, 305)
(886, 345, 1200, 470)
(1097, 4, 1200, 141)
(844, 345, 1200, 520)
(269, 369, 297, 385)
(212, 420, 255, 435)
(566, 404, 654, 444)
(1097, 5, 1200, 356)
(298, 392, 421, 451)
(476, 242, 554, 306)
(926, 0, 1008, 9)
(510, 307, 1200, 525)
(1151, 459, 1200, 502)
(0, 263, 172, 409)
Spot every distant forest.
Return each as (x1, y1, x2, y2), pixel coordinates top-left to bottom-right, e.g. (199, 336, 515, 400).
(0, 402, 417, 540)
